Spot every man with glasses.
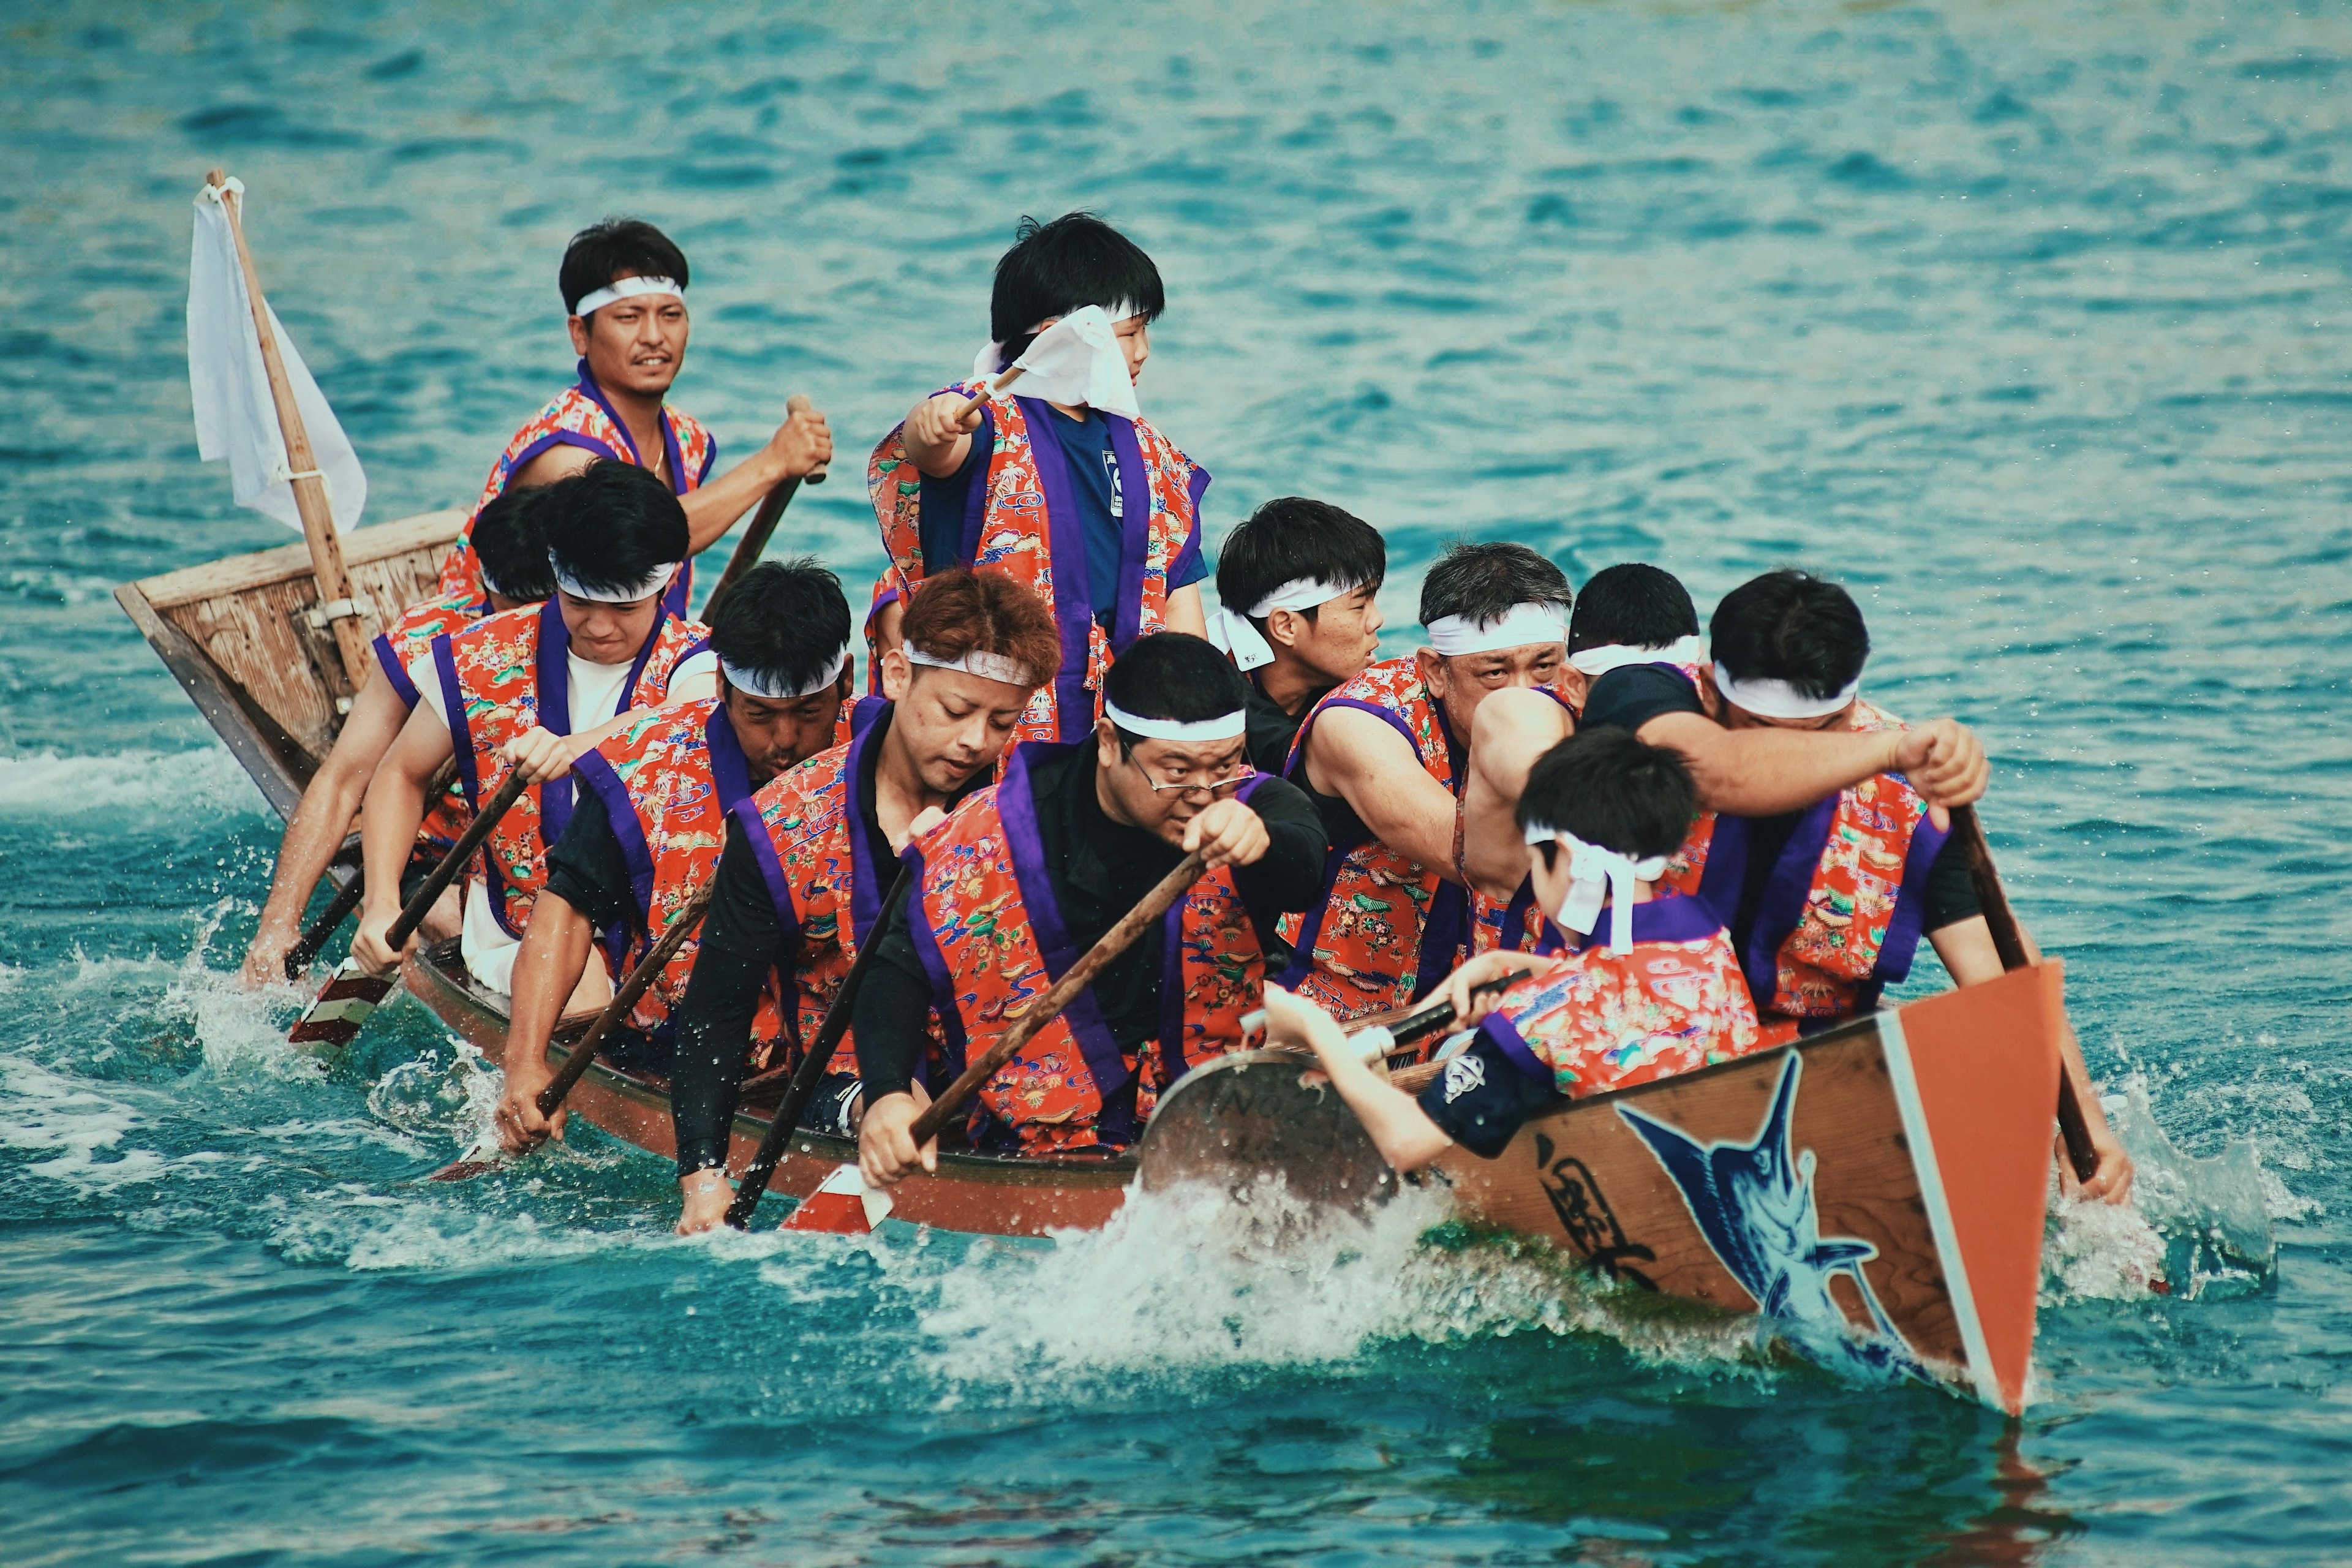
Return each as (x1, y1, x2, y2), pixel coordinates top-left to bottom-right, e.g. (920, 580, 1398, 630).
(855, 632, 1327, 1174)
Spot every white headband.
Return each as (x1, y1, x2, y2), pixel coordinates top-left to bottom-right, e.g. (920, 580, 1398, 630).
(1104, 698, 1246, 743)
(1568, 633, 1708, 679)
(721, 644, 849, 701)
(552, 560, 677, 605)
(1425, 603, 1567, 657)
(570, 275, 685, 317)
(1525, 823, 1669, 955)
(903, 643, 1037, 689)
(1712, 661, 1860, 720)
(1207, 578, 1359, 673)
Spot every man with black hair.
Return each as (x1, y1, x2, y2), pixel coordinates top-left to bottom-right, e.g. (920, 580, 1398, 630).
(239, 487, 555, 986)
(355, 462, 714, 995)
(1209, 497, 1389, 774)
(855, 632, 1327, 1179)
(436, 216, 832, 616)
(1262, 726, 1768, 1172)
(1556, 562, 1709, 713)
(491, 560, 858, 1155)
(666, 568, 1065, 1231)
(865, 212, 1210, 748)
(1282, 541, 1574, 1023)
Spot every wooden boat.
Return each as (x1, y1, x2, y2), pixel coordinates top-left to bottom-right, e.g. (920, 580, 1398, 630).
(116, 497, 2069, 1413)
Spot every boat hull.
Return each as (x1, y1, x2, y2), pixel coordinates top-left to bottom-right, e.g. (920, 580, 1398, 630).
(399, 941, 1132, 1237)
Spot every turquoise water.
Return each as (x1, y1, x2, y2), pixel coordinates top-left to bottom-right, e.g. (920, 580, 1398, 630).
(6, 1, 2350, 1561)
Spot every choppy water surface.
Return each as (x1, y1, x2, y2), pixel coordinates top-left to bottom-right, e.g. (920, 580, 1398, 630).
(5, 1, 2350, 1561)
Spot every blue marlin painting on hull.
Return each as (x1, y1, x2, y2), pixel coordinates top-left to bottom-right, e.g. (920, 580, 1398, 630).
(1618, 1052, 1932, 1384)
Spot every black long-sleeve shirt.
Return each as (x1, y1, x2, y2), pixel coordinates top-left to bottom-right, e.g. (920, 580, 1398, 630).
(668, 705, 987, 1175)
(852, 745, 1329, 1105)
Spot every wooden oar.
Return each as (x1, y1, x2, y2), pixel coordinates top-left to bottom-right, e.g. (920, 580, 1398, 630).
(697, 394, 827, 625)
(720, 866, 915, 1228)
(287, 769, 528, 1049)
(282, 872, 365, 979)
(1949, 804, 2101, 1184)
(786, 849, 1208, 1235)
(427, 880, 718, 1182)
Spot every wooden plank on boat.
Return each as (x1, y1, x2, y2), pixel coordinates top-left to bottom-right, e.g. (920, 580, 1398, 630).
(114, 577, 320, 820)
(126, 509, 464, 764)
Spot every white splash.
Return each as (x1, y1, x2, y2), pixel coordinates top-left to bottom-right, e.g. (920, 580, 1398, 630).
(897, 1175, 1766, 1400)
(0, 747, 266, 817)
(0, 1055, 165, 1192)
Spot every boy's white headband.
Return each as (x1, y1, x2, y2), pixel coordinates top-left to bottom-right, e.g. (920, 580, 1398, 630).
(1568, 633, 1708, 678)
(1208, 577, 1361, 673)
(1425, 603, 1567, 657)
(1712, 662, 1861, 720)
(904, 644, 1037, 689)
(722, 644, 850, 701)
(571, 275, 685, 317)
(1104, 699, 1246, 742)
(552, 560, 677, 604)
(1524, 823, 1669, 955)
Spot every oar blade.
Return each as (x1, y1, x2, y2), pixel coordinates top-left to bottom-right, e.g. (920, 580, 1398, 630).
(780, 1163, 893, 1234)
(425, 1149, 506, 1183)
(287, 958, 396, 1050)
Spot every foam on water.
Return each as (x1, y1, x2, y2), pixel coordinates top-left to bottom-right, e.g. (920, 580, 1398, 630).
(0, 747, 265, 818)
(903, 1176, 1769, 1402)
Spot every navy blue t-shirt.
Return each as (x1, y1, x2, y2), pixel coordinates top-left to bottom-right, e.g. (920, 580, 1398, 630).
(918, 404, 1204, 630)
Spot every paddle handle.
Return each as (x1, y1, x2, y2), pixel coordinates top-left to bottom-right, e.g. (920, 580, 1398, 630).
(535, 878, 716, 1117)
(909, 851, 1208, 1146)
(699, 394, 821, 625)
(954, 364, 1025, 417)
(385, 769, 529, 955)
(284, 872, 366, 979)
(203, 170, 369, 692)
(1949, 804, 2100, 1183)
(723, 866, 916, 1229)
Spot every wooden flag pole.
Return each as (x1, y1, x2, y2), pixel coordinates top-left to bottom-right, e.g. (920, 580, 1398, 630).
(202, 169, 370, 698)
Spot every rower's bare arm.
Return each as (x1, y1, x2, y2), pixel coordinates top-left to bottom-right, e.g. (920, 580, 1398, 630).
(501, 706, 645, 785)
(240, 670, 410, 986)
(1461, 688, 1571, 901)
(1303, 706, 1463, 878)
(353, 704, 456, 972)
(1162, 582, 1207, 639)
(494, 895, 594, 1153)
(680, 401, 834, 555)
(1930, 916, 2135, 1205)
(1637, 712, 1987, 823)
(1262, 985, 1453, 1174)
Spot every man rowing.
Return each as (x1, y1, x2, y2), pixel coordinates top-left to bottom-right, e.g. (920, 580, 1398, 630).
(1280, 542, 1574, 1023)
(1208, 497, 1389, 774)
(666, 568, 1060, 1232)
(353, 462, 713, 995)
(1262, 726, 1770, 1169)
(1467, 565, 2133, 1200)
(857, 633, 1327, 1182)
(435, 217, 833, 616)
(238, 487, 552, 986)
(866, 213, 1210, 746)
(489, 560, 857, 1158)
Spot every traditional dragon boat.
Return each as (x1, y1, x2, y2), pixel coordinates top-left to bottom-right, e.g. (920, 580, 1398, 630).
(130, 164, 2071, 1413)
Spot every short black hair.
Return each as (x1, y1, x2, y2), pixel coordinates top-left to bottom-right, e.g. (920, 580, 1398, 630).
(540, 461, 689, 597)
(990, 212, 1165, 366)
(1418, 542, 1572, 631)
(560, 218, 690, 317)
(1215, 498, 1386, 627)
(1567, 564, 1698, 654)
(1517, 726, 1697, 862)
(1102, 632, 1250, 753)
(710, 559, 851, 697)
(470, 486, 555, 603)
(1710, 568, 1869, 698)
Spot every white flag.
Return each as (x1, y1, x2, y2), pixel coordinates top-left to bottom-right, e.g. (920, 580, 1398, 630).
(968, 304, 1142, 420)
(187, 187, 366, 534)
